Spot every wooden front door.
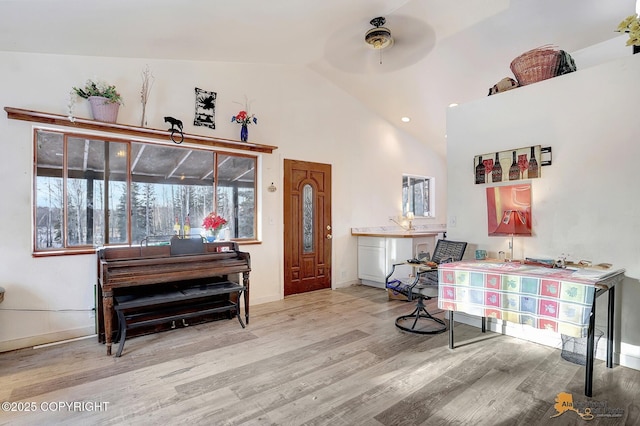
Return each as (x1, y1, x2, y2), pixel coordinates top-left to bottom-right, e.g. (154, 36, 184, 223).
(284, 159, 332, 296)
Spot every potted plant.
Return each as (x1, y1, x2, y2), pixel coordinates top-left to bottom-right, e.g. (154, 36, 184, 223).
(73, 79, 124, 123)
(616, 13, 640, 54)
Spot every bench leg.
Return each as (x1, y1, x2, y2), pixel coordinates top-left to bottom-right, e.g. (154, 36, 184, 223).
(236, 290, 246, 328)
(115, 310, 127, 357)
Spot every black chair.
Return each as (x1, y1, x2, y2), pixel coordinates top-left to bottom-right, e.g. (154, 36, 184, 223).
(386, 239, 467, 334)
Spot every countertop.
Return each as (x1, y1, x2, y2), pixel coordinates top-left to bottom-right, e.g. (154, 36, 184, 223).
(351, 230, 445, 238)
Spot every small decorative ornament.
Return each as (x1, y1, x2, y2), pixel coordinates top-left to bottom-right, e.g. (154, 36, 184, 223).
(67, 89, 76, 122)
(164, 116, 184, 144)
(488, 77, 519, 96)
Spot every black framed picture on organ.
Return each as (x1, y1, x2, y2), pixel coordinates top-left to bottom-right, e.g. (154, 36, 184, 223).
(474, 145, 541, 184)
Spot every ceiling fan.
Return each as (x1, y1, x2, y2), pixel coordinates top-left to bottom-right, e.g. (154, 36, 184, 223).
(321, 14, 436, 74)
(365, 17, 394, 54)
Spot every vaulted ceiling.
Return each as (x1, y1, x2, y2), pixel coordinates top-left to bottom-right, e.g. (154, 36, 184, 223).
(1, 0, 636, 156)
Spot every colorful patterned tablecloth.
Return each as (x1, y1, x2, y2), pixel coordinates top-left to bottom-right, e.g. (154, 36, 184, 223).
(437, 261, 624, 337)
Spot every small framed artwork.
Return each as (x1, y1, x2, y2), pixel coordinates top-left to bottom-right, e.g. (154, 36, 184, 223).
(194, 87, 217, 129)
(474, 145, 541, 184)
(486, 184, 531, 236)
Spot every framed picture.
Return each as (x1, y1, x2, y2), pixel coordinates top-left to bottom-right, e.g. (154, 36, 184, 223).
(474, 145, 541, 184)
(486, 184, 531, 236)
(194, 87, 217, 129)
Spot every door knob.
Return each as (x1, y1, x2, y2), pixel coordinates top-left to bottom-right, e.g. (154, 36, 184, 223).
(326, 234, 332, 239)
(327, 225, 332, 231)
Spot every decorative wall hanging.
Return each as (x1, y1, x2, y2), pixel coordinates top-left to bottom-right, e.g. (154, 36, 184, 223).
(486, 184, 531, 259)
(193, 87, 217, 129)
(474, 145, 541, 184)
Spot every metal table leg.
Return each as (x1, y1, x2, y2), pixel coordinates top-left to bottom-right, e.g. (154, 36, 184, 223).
(585, 294, 596, 397)
(607, 286, 615, 368)
(449, 311, 454, 349)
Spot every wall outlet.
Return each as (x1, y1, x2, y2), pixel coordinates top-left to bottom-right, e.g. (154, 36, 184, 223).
(449, 216, 457, 228)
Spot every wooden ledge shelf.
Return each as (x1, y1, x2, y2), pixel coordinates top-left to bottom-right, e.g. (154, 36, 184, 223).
(4, 107, 278, 154)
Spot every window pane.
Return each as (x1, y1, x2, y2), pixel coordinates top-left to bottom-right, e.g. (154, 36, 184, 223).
(217, 154, 255, 239)
(402, 175, 434, 217)
(66, 137, 107, 246)
(35, 131, 64, 250)
(412, 178, 429, 217)
(130, 143, 214, 242)
(106, 142, 128, 244)
(303, 184, 314, 252)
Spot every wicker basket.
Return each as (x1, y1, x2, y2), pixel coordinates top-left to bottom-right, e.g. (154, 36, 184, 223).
(88, 96, 120, 123)
(510, 46, 561, 86)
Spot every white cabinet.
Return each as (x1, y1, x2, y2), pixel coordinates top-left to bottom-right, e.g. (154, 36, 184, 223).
(357, 235, 435, 288)
(357, 237, 388, 285)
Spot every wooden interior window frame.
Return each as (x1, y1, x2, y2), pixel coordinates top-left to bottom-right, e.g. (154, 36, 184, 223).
(32, 127, 262, 256)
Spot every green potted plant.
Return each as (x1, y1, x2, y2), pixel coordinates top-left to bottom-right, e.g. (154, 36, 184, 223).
(73, 79, 123, 123)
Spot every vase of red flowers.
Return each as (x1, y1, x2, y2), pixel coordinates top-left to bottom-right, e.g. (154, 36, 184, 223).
(231, 109, 257, 142)
(202, 212, 227, 242)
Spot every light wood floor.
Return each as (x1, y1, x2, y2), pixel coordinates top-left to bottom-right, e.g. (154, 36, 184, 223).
(2, 285, 639, 425)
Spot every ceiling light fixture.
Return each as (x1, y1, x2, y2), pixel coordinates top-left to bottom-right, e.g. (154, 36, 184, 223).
(365, 17, 393, 64)
(401, 117, 411, 123)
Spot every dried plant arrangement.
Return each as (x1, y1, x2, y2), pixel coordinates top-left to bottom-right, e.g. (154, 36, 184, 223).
(140, 65, 155, 127)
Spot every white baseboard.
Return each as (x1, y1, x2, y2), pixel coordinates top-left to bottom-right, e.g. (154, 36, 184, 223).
(359, 279, 384, 289)
(334, 279, 360, 289)
(251, 294, 281, 305)
(448, 312, 639, 371)
(0, 326, 96, 353)
(618, 353, 640, 371)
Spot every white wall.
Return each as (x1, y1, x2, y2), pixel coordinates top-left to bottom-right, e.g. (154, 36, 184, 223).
(446, 54, 640, 369)
(0, 51, 446, 351)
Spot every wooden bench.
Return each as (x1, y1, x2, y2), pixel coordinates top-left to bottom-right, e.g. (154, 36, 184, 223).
(113, 280, 246, 357)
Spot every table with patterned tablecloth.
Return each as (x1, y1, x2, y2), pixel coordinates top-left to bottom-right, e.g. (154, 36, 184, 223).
(437, 260, 625, 397)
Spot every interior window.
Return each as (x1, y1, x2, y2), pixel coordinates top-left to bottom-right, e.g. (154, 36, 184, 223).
(34, 129, 258, 252)
(402, 174, 435, 218)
